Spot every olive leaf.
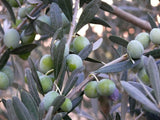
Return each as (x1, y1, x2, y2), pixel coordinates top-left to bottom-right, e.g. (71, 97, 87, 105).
(75, 0, 101, 32)
(10, 44, 37, 55)
(92, 38, 103, 51)
(144, 48, 160, 59)
(121, 81, 160, 114)
(0, 49, 10, 70)
(21, 90, 39, 120)
(94, 59, 140, 73)
(100, 1, 113, 13)
(12, 97, 33, 120)
(90, 17, 111, 28)
(147, 13, 157, 28)
(109, 35, 129, 48)
(2, 0, 16, 24)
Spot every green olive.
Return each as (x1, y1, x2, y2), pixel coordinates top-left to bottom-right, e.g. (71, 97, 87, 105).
(127, 40, 144, 59)
(97, 79, 116, 96)
(150, 28, 160, 44)
(0, 72, 10, 90)
(66, 54, 83, 72)
(4, 29, 20, 49)
(1, 65, 14, 85)
(135, 32, 150, 49)
(39, 75, 53, 93)
(84, 81, 98, 98)
(73, 36, 90, 53)
(138, 68, 150, 85)
(39, 54, 54, 74)
(21, 30, 36, 44)
(60, 98, 72, 112)
(41, 91, 59, 110)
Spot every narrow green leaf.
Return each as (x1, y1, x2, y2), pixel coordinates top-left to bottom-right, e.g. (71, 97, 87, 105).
(21, 90, 39, 120)
(44, 106, 53, 120)
(116, 112, 121, 120)
(26, 69, 41, 105)
(145, 56, 160, 105)
(2, 0, 16, 24)
(50, 3, 62, 31)
(63, 67, 84, 95)
(28, 57, 44, 95)
(0, 49, 10, 70)
(100, 1, 113, 13)
(147, 13, 157, 28)
(78, 44, 93, 60)
(90, 17, 111, 28)
(94, 59, 140, 73)
(24, 22, 35, 36)
(144, 48, 160, 59)
(39, 102, 45, 120)
(5, 99, 18, 120)
(10, 44, 37, 55)
(57, 0, 73, 21)
(53, 113, 66, 120)
(63, 115, 72, 120)
(69, 93, 83, 112)
(53, 38, 66, 78)
(75, 0, 101, 32)
(92, 38, 103, 51)
(85, 57, 102, 64)
(52, 95, 65, 114)
(128, 81, 153, 95)
(12, 97, 33, 120)
(121, 81, 160, 114)
(121, 92, 128, 120)
(57, 57, 67, 90)
(35, 20, 54, 35)
(109, 35, 129, 48)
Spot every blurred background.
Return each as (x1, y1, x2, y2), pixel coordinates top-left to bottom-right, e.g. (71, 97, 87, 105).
(0, 0, 160, 119)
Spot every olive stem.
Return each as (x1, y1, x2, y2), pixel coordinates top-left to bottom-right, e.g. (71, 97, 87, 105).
(89, 73, 99, 82)
(66, 0, 79, 47)
(16, 2, 43, 31)
(54, 82, 62, 95)
(137, 77, 158, 106)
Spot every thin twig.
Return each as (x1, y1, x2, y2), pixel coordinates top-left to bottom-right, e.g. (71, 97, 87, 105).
(66, 0, 79, 46)
(16, 2, 43, 31)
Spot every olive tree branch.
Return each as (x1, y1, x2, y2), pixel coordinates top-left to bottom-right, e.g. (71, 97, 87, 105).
(66, 0, 79, 47)
(111, 5, 152, 31)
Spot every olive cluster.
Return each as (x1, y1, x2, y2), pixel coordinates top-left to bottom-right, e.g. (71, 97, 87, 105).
(127, 28, 160, 85)
(84, 79, 119, 101)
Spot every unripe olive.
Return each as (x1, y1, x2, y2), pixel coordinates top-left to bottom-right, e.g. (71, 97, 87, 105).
(127, 40, 144, 59)
(4, 29, 20, 49)
(21, 30, 36, 44)
(41, 91, 59, 110)
(48, 74, 55, 83)
(97, 79, 116, 96)
(138, 68, 150, 85)
(132, 55, 146, 73)
(84, 81, 98, 98)
(60, 98, 72, 112)
(12, 19, 22, 28)
(18, 7, 27, 18)
(66, 54, 83, 72)
(39, 54, 54, 73)
(1, 65, 14, 85)
(135, 32, 150, 49)
(35, 15, 51, 35)
(39, 75, 53, 93)
(0, 72, 10, 90)
(73, 36, 90, 53)
(7, 0, 23, 7)
(54, 41, 69, 57)
(150, 28, 160, 44)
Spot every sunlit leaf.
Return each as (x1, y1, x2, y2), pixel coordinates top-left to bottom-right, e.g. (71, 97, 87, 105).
(92, 38, 103, 51)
